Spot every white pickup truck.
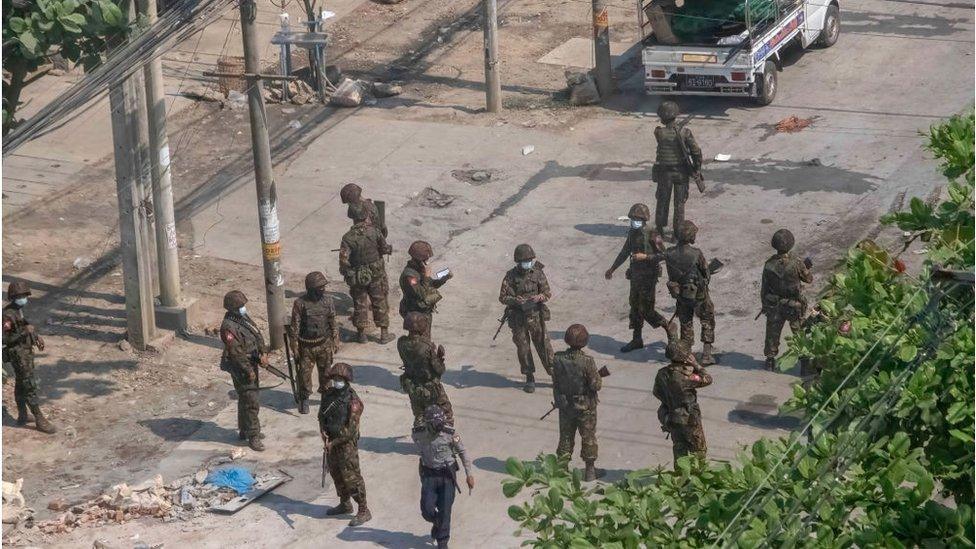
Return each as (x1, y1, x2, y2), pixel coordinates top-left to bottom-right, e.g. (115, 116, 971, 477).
(639, 0, 840, 104)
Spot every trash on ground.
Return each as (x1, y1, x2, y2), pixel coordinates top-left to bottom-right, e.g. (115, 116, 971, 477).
(714, 153, 731, 162)
(565, 71, 600, 106)
(205, 467, 255, 495)
(410, 187, 456, 208)
(521, 145, 535, 156)
(209, 476, 288, 515)
(775, 115, 816, 133)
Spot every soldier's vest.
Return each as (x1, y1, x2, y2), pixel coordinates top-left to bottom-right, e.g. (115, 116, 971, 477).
(399, 264, 441, 315)
(505, 266, 551, 321)
(299, 297, 332, 341)
(345, 225, 381, 267)
(320, 388, 352, 439)
(764, 254, 805, 311)
(655, 125, 684, 168)
(659, 366, 702, 426)
(2, 306, 31, 354)
(667, 246, 706, 300)
(399, 336, 436, 383)
(220, 313, 263, 367)
(552, 350, 593, 410)
(628, 227, 662, 281)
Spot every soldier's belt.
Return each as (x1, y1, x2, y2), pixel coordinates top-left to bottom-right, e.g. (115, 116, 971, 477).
(297, 335, 330, 345)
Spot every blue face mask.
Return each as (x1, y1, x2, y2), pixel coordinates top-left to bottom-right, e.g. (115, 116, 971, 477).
(13, 298, 27, 307)
(238, 306, 247, 316)
(519, 260, 534, 270)
(630, 219, 644, 229)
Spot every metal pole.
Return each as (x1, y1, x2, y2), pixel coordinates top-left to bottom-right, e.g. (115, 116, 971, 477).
(139, 0, 182, 308)
(279, 12, 290, 102)
(483, 0, 502, 112)
(239, 0, 286, 349)
(592, 0, 613, 97)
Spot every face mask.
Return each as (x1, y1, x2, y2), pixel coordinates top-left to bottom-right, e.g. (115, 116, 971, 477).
(519, 260, 534, 270)
(332, 380, 347, 390)
(238, 306, 247, 316)
(13, 298, 27, 307)
(630, 219, 644, 229)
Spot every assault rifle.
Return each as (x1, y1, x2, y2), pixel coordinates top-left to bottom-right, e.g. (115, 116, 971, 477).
(492, 310, 510, 341)
(539, 367, 611, 420)
(675, 117, 705, 194)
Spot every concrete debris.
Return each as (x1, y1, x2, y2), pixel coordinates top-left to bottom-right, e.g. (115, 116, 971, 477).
(411, 187, 456, 208)
(565, 71, 600, 106)
(230, 448, 246, 460)
(775, 115, 816, 133)
(451, 169, 493, 185)
(92, 539, 113, 549)
(194, 469, 208, 484)
(287, 119, 302, 130)
(1, 477, 32, 525)
(73, 256, 93, 270)
(521, 145, 535, 156)
(331, 78, 366, 107)
(225, 90, 247, 110)
(372, 82, 403, 98)
(47, 498, 69, 511)
(117, 339, 131, 352)
(266, 80, 316, 105)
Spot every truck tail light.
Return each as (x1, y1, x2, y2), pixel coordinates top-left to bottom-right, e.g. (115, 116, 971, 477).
(731, 71, 746, 81)
(650, 69, 666, 79)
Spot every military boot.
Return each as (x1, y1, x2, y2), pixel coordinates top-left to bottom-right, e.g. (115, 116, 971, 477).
(356, 328, 367, 343)
(378, 328, 395, 344)
(620, 327, 644, 353)
(240, 431, 265, 440)
(248, 436, 265, 452)
(16, 402, 31, 426)
(583, 461, 597, 482)
(326, 499, 353, 516)
(765, 357, 776, 371)
(437, 539, 449, 549)
(349, 504, 372, 526)
(523, 373, 535, 393)
(299, 399, 310, 415)
(700, 343, 716, 366)
(31, 406, 56, 434)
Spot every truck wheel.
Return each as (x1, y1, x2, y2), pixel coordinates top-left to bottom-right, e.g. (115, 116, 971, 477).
(816, 5, 840, 48)
(754, 61, 777, 106)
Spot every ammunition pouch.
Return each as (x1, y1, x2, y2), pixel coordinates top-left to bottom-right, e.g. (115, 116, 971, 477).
(346, 264, 374, 287)
(666, 281, 680, 298)
(679, 281, 699, 300)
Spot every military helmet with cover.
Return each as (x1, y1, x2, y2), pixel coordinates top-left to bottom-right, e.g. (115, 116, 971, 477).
(676, 220, 699, 244)
(305, 271, 328, 291)
(402, 311, 429, 333)
(564, 323, 590, 348)
(6, 281, 31, 299)
(771, 229, 795, 253)
(628, 203, 651, 222)
(223, 290, 247, 311)
(657, 100, 680, 122)
(340, 183, 362, 204)
(513, 243, 536, 262)
(408, 241, 433, 262)
(328, 362, 354, 382)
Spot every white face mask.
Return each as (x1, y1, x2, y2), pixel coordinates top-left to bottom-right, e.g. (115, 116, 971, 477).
(630, 219, 644, 229)
(519, 260, 534, 270)
(333, 380, 346, 390)
(13, 298, 27, 307)
(238, 306, 247, 316)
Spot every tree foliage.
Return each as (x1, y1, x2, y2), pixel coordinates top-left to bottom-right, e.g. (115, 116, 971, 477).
(504, 113, 976, 547)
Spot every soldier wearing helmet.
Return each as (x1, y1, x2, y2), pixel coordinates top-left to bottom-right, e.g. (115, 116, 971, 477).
(664, 221, 717, 365)
(398, 312, 454, 426)
(3, 281, 55, 434)
(498, 244, 555, 393)
(339, 203, 394, 344)
(652, 100, 702, 239)
(412, 404, 475, 549)
(605, 203, 678, 353)
(551, 324, 604, 481)
(654, 341, 712, 465)
(340, 183, 387, 237)
(399, 241, 453, 339)
(319, 362, 371, 526)
(760, 229, 813, 370)
(218, 290, 269, 451)
(287, 271, 339, 414)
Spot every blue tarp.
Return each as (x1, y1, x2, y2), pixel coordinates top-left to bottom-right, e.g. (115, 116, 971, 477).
(205, 467, 255, 495)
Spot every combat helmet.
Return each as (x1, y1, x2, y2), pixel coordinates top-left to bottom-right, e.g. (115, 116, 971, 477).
(513, 244, 536, 262)
(305, 271, 328, 291)
(564, 324, 590, 349)
(6, 281, 31, 299)
(676, 220, 699, 244)
(328, 362, 354, 382)
(628, 203, 651, 222)
(340, 183, 362, 204)
(223, 290, 247, 311)
(657, 100, 680, 122)
(772, 229, 795, 253)
(408, 241, 433, 262)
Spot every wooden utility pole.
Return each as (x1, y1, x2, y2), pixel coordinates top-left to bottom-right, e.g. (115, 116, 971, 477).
(139, 0, 182, 308)
(239, 0, 286, 349)
(592, 0, 613, 97)
(483, 0, 501, 112)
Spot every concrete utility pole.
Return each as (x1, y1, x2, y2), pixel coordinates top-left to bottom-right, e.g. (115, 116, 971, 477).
(592, 0, 613, 97)
(108, 38, 157, 349)
(138, 0, 182, 308)
(483, 0, 502, 112)
(239, 0, 286, 349)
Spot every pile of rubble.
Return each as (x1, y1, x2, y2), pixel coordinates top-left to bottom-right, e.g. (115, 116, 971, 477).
(181, 75, 403, 109)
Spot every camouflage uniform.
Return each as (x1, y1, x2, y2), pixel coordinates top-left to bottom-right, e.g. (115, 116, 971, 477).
(320, 385, 368, 515)
(498, 262, 554, 378)
(399, 258, 447, 340)
(552, 348, 601, 463)
(288, 292, 338, 402)
(653, 352, 712, 464)
(348, 199, 387, 238)
(339, 221, 391, 334)
(398, 333, 453, 425)
(652, 118, 701, 236)
(219, 311, 266, 443)
(2, 294, 55, 433)
(664, 242, 715, 352)
(761, 252, 813, 360)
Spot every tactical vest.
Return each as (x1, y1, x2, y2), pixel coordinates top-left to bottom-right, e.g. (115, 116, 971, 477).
(553, 350, 594, 409)
(399, 336, 435, 382)
(344, 225, 381, 267)
(764, 255, 803, 301)
(505, 266, 550, 320)
(628, 227, 662, 279)
(399, 263, 441, 314)
(299, 297, 332, 340)
(320, 388, 352, 439)
(658, 366, 702, 425)
(667, 246, 705, 300)
(221, 313, 264, 360)
(655, 126, 684, 167)
(2, 305, 31, 353)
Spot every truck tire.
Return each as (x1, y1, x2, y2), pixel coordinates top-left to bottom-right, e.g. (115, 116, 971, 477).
(754, 61, 777, 106)
(815, 5, 840, 48)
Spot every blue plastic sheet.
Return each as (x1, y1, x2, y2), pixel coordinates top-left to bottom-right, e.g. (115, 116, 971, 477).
(205, 466, 255, 495)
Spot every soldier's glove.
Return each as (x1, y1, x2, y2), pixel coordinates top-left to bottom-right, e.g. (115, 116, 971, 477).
(437, 345, 445, 359)
(804, 257, 814, 269)
(604, 268, 614, 280)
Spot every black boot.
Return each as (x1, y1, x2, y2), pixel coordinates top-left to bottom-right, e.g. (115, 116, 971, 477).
(349, 503, 372, 526)
(523, 373, 535, 393)
(700, 343, 716, 366)
(16, 402, 31, 426)
(378, 328, 395, 344)
(584, 461, 597, 482)
(299, 399, 310, 415)
(620, 327, 644, 353)
(248, 436, 265, 451)
(765, 357, 776, 371)
(326, 499, 352, 516)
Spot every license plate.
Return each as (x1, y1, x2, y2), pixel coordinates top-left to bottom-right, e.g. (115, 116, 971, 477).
(685, 75, 715, 89)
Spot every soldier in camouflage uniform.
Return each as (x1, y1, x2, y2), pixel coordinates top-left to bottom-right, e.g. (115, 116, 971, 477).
(399, 241, 453, 339)
(399, 312, 453, 426)
(340, 183, 388, 237)
(664, 221, 716, 365)
(219, 290, 268, 451)
(3, 281, 56, 434)
(340, 203, 394, 344)
(761, 229, 813, 370)
(320, 362, 372, 526)
(652, 101, 701, 238)
(288, 271, 339, 415)
(653, 342, 712, 465)
(605, 203, 678, 353)
(499, 244, 554, 394)
(552, 324, 603, 481)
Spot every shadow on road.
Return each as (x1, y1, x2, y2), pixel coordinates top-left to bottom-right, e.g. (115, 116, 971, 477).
(550, 330, 668, 364)
(727, 393, 802, 430)
(259, 492, 334, 529)
(137, 417, 236, 443)
(443, 364, 522, 390)
(337, 525, 434, 548)
(359, 435, 418, 457)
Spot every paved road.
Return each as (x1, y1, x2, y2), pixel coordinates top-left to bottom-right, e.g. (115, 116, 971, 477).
(51, 0, 973, 546)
